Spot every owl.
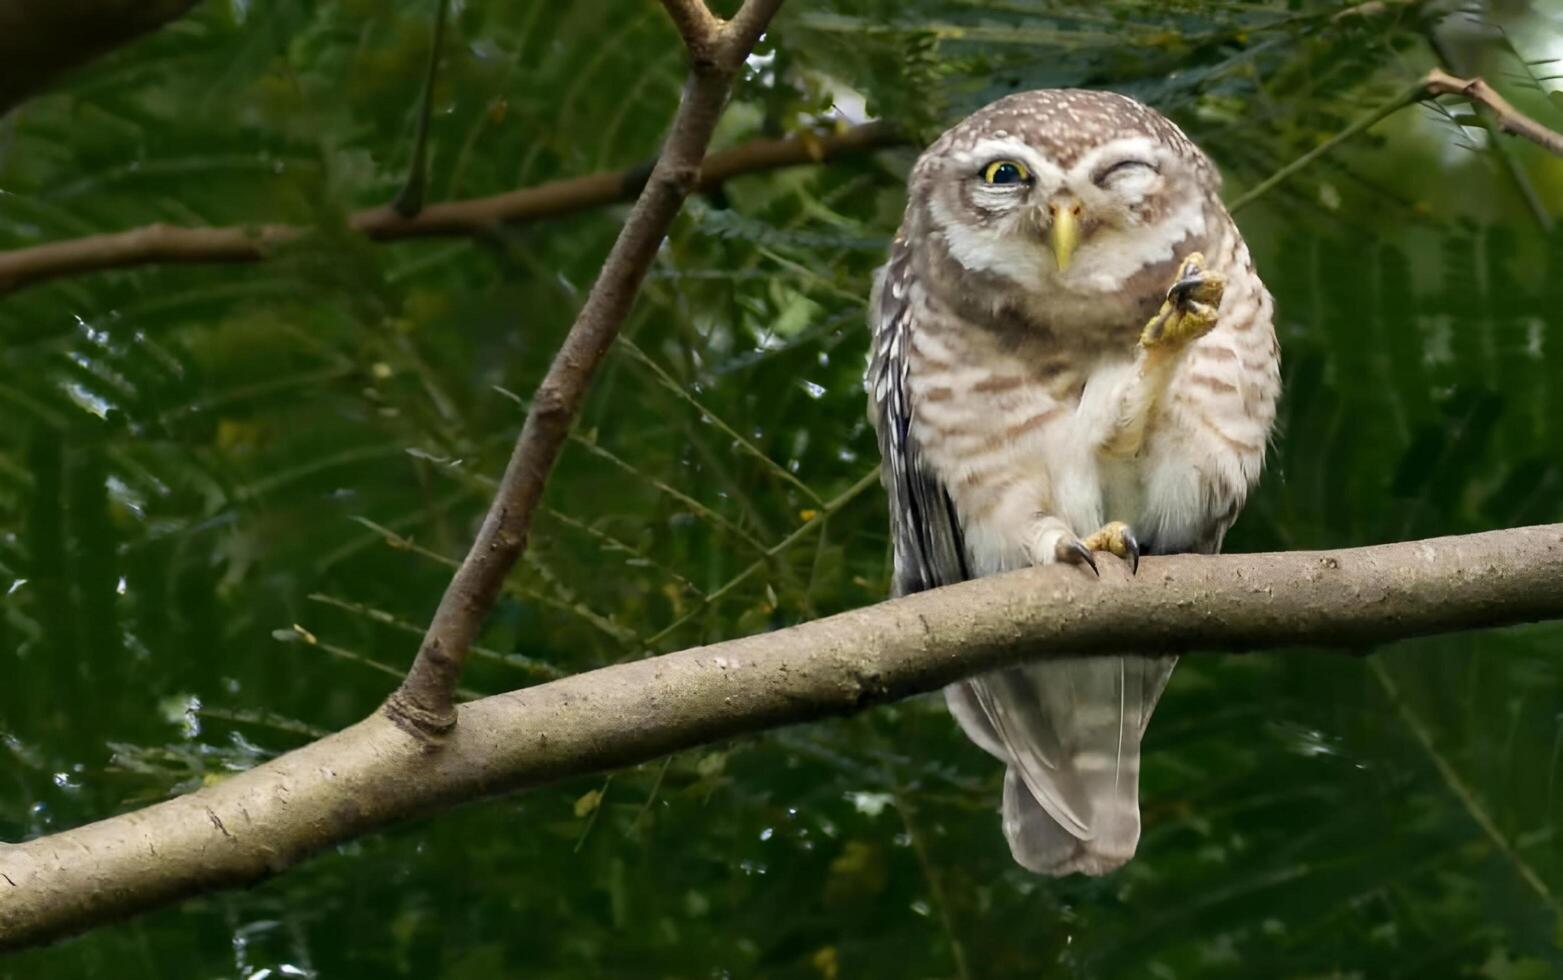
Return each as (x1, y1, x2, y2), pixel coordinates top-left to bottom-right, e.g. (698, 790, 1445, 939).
(866, 89, 1280, 875)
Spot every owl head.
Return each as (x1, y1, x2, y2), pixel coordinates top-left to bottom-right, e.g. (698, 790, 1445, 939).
(909, 89, 1221, 300)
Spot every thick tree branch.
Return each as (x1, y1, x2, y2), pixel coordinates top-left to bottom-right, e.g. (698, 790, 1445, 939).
(0, 123, 898, 297)
(659, 0, 722, 53)
(383, 0, 787, 736)
(3, 525, 1562, 950)
(0, 1, 201, 117)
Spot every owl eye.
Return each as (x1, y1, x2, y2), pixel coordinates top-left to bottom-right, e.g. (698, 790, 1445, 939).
(1095, 159, 1158, 185)
(981, 160, 1030, 185)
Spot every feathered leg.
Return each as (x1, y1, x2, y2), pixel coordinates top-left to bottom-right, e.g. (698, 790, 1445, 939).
(1101, 252, 1226, 459)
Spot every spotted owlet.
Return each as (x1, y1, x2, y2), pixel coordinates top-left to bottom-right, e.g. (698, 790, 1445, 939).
(866, 89, 1281, 875)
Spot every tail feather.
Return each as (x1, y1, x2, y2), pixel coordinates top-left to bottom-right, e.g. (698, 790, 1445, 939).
(947, 654, 1177, 876)
(1002, 768, 1139, 876)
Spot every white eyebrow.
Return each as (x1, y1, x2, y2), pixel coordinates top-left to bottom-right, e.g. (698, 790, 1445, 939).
(1069, 136, 1162, 178)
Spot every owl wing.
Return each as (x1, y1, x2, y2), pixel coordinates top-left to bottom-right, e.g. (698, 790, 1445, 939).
(867, 239, 969, 598)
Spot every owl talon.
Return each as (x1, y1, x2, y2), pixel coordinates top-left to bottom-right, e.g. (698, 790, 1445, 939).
(1055, 536, 1099, 576)
(1140, 251, 1225, 352)
(1082, 521, 1140, 573)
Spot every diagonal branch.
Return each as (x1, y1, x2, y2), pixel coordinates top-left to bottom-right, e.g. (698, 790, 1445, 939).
(3, 524, 1562, 949)
(1228, 67, 1563, 213)
(383, 0, 788, 737)
(1423, 67, 1563, 157)
(0, 122, 900, 297)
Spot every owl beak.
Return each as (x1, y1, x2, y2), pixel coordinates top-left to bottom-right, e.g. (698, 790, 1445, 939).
(1048, 201, 1082, 272)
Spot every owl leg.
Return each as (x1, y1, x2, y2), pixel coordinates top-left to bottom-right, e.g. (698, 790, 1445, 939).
(1101, 252, 1226, 458)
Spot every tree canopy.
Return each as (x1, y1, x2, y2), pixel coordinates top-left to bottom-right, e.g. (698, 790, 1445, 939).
(3, 1, 1563, 976)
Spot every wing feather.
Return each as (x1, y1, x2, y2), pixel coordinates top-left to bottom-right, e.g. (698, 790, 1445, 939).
(867, 240, 968, 598)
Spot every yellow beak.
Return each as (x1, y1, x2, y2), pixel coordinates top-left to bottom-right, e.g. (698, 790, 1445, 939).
(1050, 204, 1079, 272)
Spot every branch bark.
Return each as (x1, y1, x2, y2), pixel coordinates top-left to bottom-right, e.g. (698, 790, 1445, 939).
(4, 524, 1562, 950)
(0, 1, 201, 117)
(383, 0, 787, 736)
(0, 122, 898, 297)
(1424, 67, 1563, 157)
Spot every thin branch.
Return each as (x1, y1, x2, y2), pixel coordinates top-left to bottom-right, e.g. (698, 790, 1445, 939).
(383, 0, 789, 736)
(619, 337, 826, 507)
(1427, 31, 1553, 232)
(4, 524, 1562, 949)
(1424, 67, 1563, 157)
(1229, 67, 1563, 213)
(308, 593, 564, 679)
(1371, 659, 1561, 917)
(568, 434, 774, 555)
(6, 65, 1555, 293)
(641, 466, 880, 649)
(893, 788, 972, 980)
(1228, 79, 1427, 214)
(0, 123, 900, 297)
(391, 0, 452, 219)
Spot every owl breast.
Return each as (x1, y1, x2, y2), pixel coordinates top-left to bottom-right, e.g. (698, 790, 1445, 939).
(906, 224, 1278, 568)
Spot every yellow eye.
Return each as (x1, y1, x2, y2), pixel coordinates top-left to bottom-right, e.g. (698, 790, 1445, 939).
(982, 160, 1030, 185)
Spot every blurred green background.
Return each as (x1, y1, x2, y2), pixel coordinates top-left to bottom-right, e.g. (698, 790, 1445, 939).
(3, 1, 1563, 977)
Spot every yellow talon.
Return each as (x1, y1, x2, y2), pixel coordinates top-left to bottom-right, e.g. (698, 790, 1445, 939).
(1082, 521, 1140, 573)
(1139, 252, 1225, 352)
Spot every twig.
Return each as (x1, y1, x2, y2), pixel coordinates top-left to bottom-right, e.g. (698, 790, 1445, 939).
(1427, 33, 1553, 232)
(1229, 80, 1427, 213)
(391, 0, 452, 218)
(350, 515, 633, 648)
(628, 756, 673, 838)
(5, 523, 1563, 949)
(541, 505, 708, 600)
(1229, 67, 1563, 214)
(308, 593, 563, 679)
(0, 123, 897, 296)
(384, 0, 790, 737)
(1423, 67, 1563, 157)
(280, 623, 483, 701)
(568, 434, 773, 555)
(1371, 658, 1561, 916)
(640, 466, 880, 649)
(619, 337, 826, 507)
(893, 788, 972, 980)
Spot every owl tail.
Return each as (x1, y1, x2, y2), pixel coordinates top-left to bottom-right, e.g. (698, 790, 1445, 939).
(946, 655, 1175, 876)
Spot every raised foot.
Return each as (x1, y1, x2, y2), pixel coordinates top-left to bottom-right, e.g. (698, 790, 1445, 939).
(1139, 251, 1225, 352)
(1052, 521, 1140, 575)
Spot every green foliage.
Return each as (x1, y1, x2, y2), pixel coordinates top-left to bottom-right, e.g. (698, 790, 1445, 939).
(2, 0, 1563, 977)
